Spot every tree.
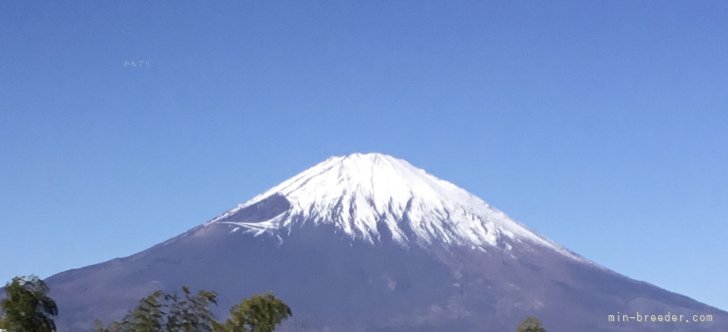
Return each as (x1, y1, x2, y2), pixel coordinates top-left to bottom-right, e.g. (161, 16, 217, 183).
(94, 286, 218, 332)
(95, 288, 291, 332)
(93, 319, 126, 332)
(225, 293, 292, 332)
(516, 316, 547, 332)
(165, 287, 218, 332)
(129, 290, 165, 332)
(0, 275, 59, 332)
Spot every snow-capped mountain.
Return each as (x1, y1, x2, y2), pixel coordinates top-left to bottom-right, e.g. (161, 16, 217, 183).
(45, 153, 728, 331)
(208, 153, 576, 258)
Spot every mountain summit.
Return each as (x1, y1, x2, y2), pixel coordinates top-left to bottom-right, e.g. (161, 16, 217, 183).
(47, 153, 728, 331)
(208, 153, 578, 259)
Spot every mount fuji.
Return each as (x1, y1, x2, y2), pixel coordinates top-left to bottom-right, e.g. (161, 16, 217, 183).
(47, 153, 727, 331)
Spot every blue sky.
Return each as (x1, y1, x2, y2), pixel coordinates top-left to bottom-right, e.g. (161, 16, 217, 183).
(1, 1, 727, 310)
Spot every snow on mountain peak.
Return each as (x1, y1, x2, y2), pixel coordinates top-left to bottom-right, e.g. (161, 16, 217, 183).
(210, 153, 580, 260)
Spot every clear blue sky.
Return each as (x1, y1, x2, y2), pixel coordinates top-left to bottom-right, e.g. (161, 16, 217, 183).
(1, 1, 727, 310)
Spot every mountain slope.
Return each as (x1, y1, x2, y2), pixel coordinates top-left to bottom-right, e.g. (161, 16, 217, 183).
(46, 153, 728, 331)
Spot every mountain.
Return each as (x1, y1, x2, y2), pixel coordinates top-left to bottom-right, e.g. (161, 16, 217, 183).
(46, 153, 727, 331)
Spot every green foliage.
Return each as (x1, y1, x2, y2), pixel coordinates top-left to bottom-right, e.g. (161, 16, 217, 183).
(95, 289, 291, 332)
(0, 275, 58, 332)
(516, 316, 547, 332)
(93, 318, 126, 332)
(225, 293, 292, 332)
(94, 286, 219, 332)
(130, 290, 165, 332)
(165, 287, 218, 332)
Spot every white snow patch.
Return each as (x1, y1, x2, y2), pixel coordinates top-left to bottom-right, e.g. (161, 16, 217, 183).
(211, 153, 584, 262)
